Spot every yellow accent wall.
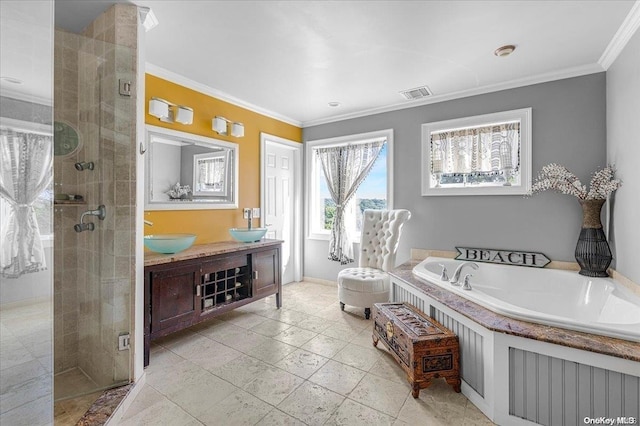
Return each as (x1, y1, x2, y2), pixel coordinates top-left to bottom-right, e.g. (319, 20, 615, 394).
(144, 74, 302, 243)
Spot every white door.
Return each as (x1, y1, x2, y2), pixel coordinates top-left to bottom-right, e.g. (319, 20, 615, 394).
(262, 137, 300, 285)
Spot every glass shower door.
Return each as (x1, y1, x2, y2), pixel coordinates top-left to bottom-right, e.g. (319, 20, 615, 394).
(53, 28, 135, 402)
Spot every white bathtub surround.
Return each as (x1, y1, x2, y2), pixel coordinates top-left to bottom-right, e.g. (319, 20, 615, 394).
(410, 248, 640, 295)
(390, 257, 640, 425)
(413, 257, 640, 342)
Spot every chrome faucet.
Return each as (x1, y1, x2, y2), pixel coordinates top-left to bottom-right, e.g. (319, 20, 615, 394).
(462, 274, 473, 291)
(438, 264, 449, 281)
(246, 209, 253, 230)
(74, 205, 106, 232)
(450, 261, 479, 286)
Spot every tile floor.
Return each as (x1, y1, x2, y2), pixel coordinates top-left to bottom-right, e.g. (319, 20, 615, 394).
(54, 368, 102, 424)
(116, 281, 494, 425)
(0, 299, 53, 425)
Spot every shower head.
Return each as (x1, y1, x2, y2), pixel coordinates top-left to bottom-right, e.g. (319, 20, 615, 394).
(74, 161, 94, 171)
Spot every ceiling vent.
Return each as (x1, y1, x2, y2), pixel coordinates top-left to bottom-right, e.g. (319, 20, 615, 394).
(399, 85, 432, 100)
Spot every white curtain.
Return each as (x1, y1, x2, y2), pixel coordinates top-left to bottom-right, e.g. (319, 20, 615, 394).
(431, 122, 520, 175)
(317, 141, 384, 264)
(0, 128, 52, 278)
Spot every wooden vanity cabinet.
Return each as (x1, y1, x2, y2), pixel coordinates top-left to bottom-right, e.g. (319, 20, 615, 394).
(148, 260, 200, 336)
(144, 242, 281, 366)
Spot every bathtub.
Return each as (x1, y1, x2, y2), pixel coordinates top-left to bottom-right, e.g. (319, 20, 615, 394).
(412, 257, 640, 342)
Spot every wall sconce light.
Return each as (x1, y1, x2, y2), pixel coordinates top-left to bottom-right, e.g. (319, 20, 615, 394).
(212, 116, 228, 135)
(212, 116, 244, 138)
(149, 98, 169, 119)
(231, 122, 244, 138)
(173, 106, 194, 125)
(149, 97, 193, 125)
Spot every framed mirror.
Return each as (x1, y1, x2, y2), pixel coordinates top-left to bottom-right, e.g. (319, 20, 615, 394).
(421, 108, 531, 196)
(145, 125, 238, 210)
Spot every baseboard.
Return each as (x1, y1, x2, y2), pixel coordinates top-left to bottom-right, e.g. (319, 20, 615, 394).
(302, 276, 337, 287)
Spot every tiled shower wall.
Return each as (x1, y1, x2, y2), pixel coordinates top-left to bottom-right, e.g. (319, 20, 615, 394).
(53, 4, 137, 388)
(53, 28, 81, 373)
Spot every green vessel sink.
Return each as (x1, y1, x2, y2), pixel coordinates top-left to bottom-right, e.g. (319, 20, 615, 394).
(144, 234, 196, 254)
(229, 228, 268, 243)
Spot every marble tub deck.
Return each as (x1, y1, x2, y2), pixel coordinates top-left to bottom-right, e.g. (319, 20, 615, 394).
(390, 260, 640, 362)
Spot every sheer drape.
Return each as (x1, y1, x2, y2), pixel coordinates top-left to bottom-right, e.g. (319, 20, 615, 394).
(317, 141, 384, 264)
(431, 123, 520, 175)
(0, 128, 52, 277)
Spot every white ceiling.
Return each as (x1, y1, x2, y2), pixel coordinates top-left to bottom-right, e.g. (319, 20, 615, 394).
(11, 1, 640, 126)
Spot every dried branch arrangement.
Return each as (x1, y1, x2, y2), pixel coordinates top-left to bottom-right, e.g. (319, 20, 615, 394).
(530, 163, 621, 200)
(166, 182, 192, 199)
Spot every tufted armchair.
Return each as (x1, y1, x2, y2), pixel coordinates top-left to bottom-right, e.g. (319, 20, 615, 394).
(337, 209, 411, 319)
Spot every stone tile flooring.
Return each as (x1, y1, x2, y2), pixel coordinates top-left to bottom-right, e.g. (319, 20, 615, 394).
(53, 368, 101, 424)
(0, 299, 53, 425)
(117, 281, 495, 425)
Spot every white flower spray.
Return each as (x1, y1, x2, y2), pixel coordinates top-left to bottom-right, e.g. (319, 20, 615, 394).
(166, 182, 192, 199)
(530, 163, 621, 200)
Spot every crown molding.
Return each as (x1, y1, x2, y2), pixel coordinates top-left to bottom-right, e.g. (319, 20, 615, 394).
(0, 88, 52, 107)
(145, 63, 302, 128)
(302, 63, 604, 128)
(599, 0, 640, 70)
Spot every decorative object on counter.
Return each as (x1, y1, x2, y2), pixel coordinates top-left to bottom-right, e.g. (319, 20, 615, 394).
(166, 182, 192, 200)
(530, 163, 622, 277)
(455, 247, 550, 268)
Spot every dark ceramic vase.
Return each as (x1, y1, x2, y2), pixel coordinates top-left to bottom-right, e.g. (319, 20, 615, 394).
(574, 199, 612, 277)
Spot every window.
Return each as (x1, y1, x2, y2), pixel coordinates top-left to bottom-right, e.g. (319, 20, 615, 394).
(422, 108, 531, 196)
(306, 129, 393, 240)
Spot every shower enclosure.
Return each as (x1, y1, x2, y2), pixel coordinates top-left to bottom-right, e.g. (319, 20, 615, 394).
(53, 5, 137, 405)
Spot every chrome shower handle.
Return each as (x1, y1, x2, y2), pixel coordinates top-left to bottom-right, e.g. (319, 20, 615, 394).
(75, 205, 106, 232)
(80, 205, 106, 223)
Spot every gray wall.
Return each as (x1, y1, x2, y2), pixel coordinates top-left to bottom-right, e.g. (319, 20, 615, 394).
(607, 28, 640, 285)
(0, 96, 52, 125)
(304, 73, 607, 281)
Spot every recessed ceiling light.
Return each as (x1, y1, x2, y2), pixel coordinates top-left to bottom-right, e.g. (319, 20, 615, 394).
(328, 102, 341, 108)
(1, 76, 23, 84)
(494, 45, 516, 57)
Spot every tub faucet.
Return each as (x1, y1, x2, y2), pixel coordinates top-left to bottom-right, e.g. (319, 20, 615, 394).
(438, 264, 449, 281)
(450, 261, 479, 286)
(462, 274, 473, 291)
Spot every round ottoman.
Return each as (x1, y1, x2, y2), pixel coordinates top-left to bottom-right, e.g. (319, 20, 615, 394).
(337, 267, 390, 319)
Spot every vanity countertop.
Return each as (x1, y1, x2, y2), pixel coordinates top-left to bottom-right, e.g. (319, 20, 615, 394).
(390, 260, 640, 363)
(144, 239, 283, 267)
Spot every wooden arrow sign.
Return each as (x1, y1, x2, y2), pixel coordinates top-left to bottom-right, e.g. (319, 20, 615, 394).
(455, 247, 551, 268)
